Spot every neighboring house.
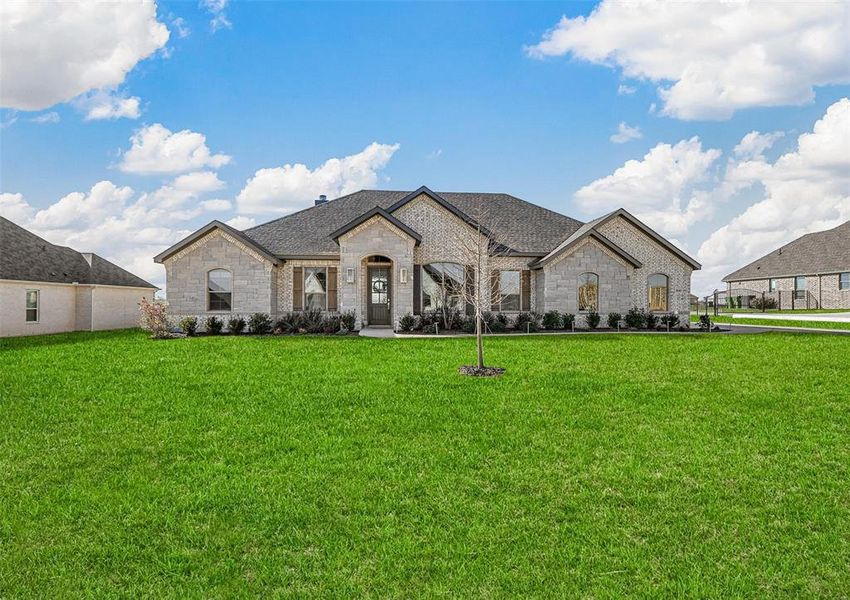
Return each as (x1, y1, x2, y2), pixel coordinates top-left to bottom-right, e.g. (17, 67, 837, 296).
(0, 217, 157, 337)
(723, 220, 850, 310)
(155, 186, 700, 329)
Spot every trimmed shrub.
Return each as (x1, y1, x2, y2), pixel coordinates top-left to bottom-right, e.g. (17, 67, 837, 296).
(301, 309, 325, 334)
(461, 316, 476, 334)
(660, 313, 680, 329)
(138, 298, 170, 339)
(205, 316, 223, 335)
(607, 312, 622, 329)
(513, 312, 539, 333)
(248, 312, 272, 334)
(321, 315, 341, 334)
(562, 313, 576, 329)
(340, 311, 356, 331)
(490, 313, 508, 333)
(751, 295, 777, 310)
(418, 311, 440, 333)
(399, 313, 415, 332)
(273, 312, 300, 334)
(227, 317, 246, 335)
(645, 312, 658, 330)
(625, 307, 646, 329)
(179, 316, 198, 336)
(586, 311, 601, 329)
(543, 310, 562, 330)
(697, 314, 711, 331)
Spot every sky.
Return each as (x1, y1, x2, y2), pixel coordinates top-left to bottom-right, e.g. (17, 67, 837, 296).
(1, 0, 849, 295)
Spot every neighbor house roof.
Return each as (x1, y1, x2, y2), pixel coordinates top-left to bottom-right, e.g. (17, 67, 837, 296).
(723, 220, 850, 282)
(243, 187, 584, 256)
(0, 217, 156, 288)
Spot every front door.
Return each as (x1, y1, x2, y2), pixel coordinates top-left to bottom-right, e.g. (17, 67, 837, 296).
(368, 266, 391, 325)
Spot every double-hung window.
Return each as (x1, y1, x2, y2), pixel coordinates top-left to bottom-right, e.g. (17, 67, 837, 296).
(794, 276, 806, 300)
(26, 290, 39, 322)
(304, 267, 328, 310)
(498, 270, 521, 311)
(648, 274, 669, 312)
(769, 278, 777, 292)
(208, 269, 232, 311)
(578, 272, 598, 312)
(840, 272, 850, 291)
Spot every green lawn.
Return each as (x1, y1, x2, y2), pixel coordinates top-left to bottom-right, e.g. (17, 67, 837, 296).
(692, 314, 850, 331)
(1, 330, 849, 597)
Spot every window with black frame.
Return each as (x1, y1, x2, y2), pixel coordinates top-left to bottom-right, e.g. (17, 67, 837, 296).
(422, 263, 465, 311)
(207, 269, 232, 311)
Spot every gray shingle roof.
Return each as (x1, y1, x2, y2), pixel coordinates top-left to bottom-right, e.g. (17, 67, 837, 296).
(1, 217, 156, 288)
(243, 188, 584, 256)
(723, 220, 850, 282)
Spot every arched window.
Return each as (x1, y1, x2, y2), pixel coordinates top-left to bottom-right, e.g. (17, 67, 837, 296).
(648, 273, 669, 312)
(578, 272, 598, 312)
(208, 269, 232, 311)
(422, 262, 465, 311)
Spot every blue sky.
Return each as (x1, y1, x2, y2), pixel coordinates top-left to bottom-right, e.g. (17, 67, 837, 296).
(1, 1, 848, 292)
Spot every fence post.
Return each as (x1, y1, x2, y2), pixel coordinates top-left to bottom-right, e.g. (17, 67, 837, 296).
(714, 291, 718, 316)
(792, 290, 795, 310)
(762, 291, 765, 313)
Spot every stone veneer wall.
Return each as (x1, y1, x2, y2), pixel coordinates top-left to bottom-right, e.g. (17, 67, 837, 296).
(164, 229, 276, 318)
(597, 216, 693, 321)
(541, 238, 633, 324)
(338, 216, 415, 328)
(277, 258, 340, 313)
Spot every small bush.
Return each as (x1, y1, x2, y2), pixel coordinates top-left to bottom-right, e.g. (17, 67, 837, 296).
(301, 309, 325, 334)
(562, 313, 575, 329)
(179, 316, 198, 336)
(543, 310, 562, 330)
(399, 313, 415, 332)
(461, 316, 476, 334)
(138, 298, 170, 339)
(660, 313, 680, 329)
(625, 307, 646, 329)
(586, 311, 601, 329)
(418, 311, 440, 333)
(340, 311, 356, 331)
(489, 313, 508, 333)
(697, 314, 711, 331)
(443, 308, 465, 331)
(227, 317, 246, 335)
(322, 315, 341, 334)
(607, 312, 622, 329)
(205, 316, 223, 335)
(751, 296, 777, 310)
(645, 312, 658, 329)
(248, 312, 272, 334)
(513, 312, 539, 333)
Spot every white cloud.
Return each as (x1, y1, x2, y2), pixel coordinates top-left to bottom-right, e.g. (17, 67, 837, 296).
(609, 121, 642, 144)
(77, 90, 141, 121)
(0, 171, 238, 288)
(30, 112, 60, 124)
(0, 1, 168, 111)
(225, 216, 256, 229)
(201, 199, 232, 211)
(427, 148, 443, 160)
(574, 137, 722, 236)
(236, 142, 400, 216)
(617, 84, 636, 96)
(172, 16, 191, 38)
(733, 130, 784, 160)
(201, 0, 232, 32)
(119, 124, 231, 174)
(526, 1, 850, 120)
(696, 98, 850, 290)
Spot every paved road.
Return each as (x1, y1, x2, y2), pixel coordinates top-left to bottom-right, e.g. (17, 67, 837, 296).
(729, 311, 850, 323)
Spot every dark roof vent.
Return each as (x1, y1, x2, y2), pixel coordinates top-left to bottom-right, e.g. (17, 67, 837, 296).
(314, 194, 328, 206)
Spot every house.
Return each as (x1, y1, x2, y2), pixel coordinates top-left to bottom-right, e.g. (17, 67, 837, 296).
(723, 220, 850, 310)
(155, 186, 700, 329)
(0, 217, 157, 337)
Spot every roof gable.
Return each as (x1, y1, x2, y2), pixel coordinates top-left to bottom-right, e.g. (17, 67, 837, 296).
(386, 186, 490, 236)
(330, 207, 422, 245)
(600, 209, 701, 269)
(154, 220, 281, 264)
(533, 225, 642, 269)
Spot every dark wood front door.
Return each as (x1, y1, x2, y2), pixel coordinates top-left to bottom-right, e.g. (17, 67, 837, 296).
(367, 266, 391, 325)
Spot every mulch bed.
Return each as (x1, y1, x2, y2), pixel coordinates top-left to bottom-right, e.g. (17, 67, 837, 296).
(458, 365, 506, 377)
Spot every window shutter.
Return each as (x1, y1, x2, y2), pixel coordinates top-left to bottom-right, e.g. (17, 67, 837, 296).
(327, 266, 338, 311)
(490, 269, 500, 311)
(413, 265, 421, 315)
(293, 266, 303, 311)
(465, 265, 475, 316)
(521, 270, 531, 311)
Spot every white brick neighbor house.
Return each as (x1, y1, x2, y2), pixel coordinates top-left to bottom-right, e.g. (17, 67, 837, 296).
(1, 217, 157, 337)
(723, 220, 850, 310)
(155, 186, 700, 329)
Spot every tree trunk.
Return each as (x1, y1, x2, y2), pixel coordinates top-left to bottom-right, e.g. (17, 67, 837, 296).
(476, 312, 484, 368)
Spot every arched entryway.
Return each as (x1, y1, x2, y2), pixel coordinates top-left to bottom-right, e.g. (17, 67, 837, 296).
(364, 255, 392, 325)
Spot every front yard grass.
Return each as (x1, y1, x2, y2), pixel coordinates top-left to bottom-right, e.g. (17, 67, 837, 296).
(1, 330, 848, 597)
(692, 314, 850, 330)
